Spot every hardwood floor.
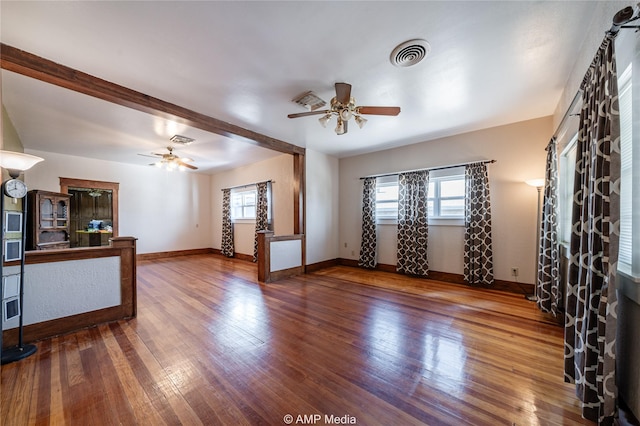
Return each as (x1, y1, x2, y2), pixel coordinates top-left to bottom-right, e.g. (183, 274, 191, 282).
(1, 254, 591, 425)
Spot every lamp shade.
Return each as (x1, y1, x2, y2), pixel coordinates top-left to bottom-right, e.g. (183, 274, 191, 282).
(0, 151, 44, 175)
(525, 178, 545, 188)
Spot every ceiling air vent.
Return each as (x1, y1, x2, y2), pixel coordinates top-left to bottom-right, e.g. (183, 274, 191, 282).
(390, 39, 431, 68)
(170, 134, 195, 145)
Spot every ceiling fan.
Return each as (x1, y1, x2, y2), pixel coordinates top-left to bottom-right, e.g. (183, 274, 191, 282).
(138, 146, 198, 170)
(287, 82, 401, 135)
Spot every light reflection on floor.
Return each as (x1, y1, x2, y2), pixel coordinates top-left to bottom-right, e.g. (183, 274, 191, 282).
(206, 283, 271, 354)
(364, 301, 468, 397)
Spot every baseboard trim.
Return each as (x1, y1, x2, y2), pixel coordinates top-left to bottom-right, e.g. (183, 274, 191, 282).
(305, 258, 340, 273)
(332, 258, 533, 296)
(209, 249, 254, 263)
(137, 248, 214, 261)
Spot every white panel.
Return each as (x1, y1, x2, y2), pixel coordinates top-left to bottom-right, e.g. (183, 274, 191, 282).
(2, 274, 21, 299)
(270, 240, 302, 272)
(2, 257, 121, 330)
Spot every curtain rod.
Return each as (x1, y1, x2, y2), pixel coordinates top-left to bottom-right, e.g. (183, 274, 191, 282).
(222, 180, 273, 191)
(548, 5, 638, 145)
(608, 4, 640, 35)
(359, 160, 496, 180)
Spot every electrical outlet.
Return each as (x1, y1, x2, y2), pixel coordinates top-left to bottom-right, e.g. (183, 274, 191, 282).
(511, 267, 519, 277)
(351, 250, 355, 256)
(344, 242, 348, 248)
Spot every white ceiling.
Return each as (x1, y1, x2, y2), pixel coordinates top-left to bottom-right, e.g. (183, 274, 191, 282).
(1, 1, 605, 174)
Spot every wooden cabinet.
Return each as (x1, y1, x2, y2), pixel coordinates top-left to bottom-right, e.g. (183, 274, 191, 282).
(26, 190, 71, 250)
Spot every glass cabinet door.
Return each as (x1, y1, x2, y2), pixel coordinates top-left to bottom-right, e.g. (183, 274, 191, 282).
(56, 199, 68, 227)
(40, 198, 54, 228)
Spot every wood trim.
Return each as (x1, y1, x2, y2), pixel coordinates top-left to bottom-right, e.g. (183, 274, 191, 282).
(25, 246, 122, 264)
(209, 249, 253, 263)
(293, 153, 306, 268)
(2, 305, 128, 346)
(233, 252, 254, 263)
(257, 231, 274, 282)
(59, 177, 120, 237)
(269, 266, 304, 282)
(257, 232, 304, 283)
(337, 258, 534, 296)
(1, 43, 305, 156)
(137, 248, 214, 261)
(3, 237, 137, 346)
(305, 258, 339, 273)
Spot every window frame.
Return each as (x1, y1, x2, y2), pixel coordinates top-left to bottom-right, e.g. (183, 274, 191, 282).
(617, 63, 638, 278)
(559, 133, 578, 246)
(230, 187, 257, 222)
(373, 167, 465, 226)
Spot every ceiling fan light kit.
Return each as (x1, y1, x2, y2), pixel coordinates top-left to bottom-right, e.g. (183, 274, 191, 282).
(139, 145, 198, 171)
(288, 82, 400, 135)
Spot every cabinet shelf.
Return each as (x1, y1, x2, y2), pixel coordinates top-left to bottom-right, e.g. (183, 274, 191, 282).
(26, 190, 70, 250)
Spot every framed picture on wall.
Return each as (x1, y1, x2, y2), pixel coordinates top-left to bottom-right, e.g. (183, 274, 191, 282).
(4, 239, 22, 262)
(4, 211, 23, 233)
(3, 297, 20, 321)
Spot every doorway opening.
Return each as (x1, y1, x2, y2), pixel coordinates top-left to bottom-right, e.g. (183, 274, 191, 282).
(59, 178, 119, 248)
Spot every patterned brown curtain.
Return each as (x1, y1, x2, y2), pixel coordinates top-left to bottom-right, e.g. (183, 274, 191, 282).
(221, 188, 234, 257)
(358, 177, 377, 269)
(537, 137, 560, 316)
(564, 33, 620, 425)
(396, 171, 429, 276)
(463, 162, 494, 285)
(253, 181, 269, 262)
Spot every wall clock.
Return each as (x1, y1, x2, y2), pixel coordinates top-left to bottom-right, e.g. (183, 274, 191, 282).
(3, 179, 28, 199)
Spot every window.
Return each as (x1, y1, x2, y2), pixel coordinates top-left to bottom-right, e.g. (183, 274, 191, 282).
(375, 178, 398, 219)
(559, 133, 578, 245)
(231, 189, 257, 220)
(374, 168, 465, 222)
(428, 174, 465, 218)
(618, 63, 634, 273)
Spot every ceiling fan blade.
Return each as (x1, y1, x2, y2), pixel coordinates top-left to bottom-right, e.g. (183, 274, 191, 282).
(335, 82, 352, 104)
(138, 153, 158, 159)
(287, 110, 330, 119)
(178, 161, 198, 170)
(357, 106, 401, 116)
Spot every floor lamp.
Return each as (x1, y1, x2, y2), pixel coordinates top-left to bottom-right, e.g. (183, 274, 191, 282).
(525, 179, 545, 302)
(1, 150, 44, 365)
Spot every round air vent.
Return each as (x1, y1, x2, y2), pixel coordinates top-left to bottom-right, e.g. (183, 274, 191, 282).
(390, 39, 431, 67)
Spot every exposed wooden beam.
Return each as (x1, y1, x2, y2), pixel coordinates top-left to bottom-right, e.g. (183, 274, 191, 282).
(0, 43, 305, 156)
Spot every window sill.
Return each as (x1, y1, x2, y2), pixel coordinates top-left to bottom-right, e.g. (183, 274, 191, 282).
(233, 219, 256, 225)
(618, 265, 640, 284)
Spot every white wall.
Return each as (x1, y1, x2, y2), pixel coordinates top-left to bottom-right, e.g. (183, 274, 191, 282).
(2, 258, 120, 330)
(23, 149, 212, 254)
(339, 116, 553, 284)
(211, 153, 294, 256)
(305, 149, 340, 265)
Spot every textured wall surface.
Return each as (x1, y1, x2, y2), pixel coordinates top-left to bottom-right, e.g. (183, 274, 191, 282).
(2, 256, 121, 330)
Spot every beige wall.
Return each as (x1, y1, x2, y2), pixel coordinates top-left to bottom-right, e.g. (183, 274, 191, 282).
(305, 149, 340, 265)
(339, 116, 553, 284)
(210, 153, 294, 257)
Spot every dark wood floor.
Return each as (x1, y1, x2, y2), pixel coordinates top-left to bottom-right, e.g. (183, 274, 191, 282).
(1, 254, 591, 425)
